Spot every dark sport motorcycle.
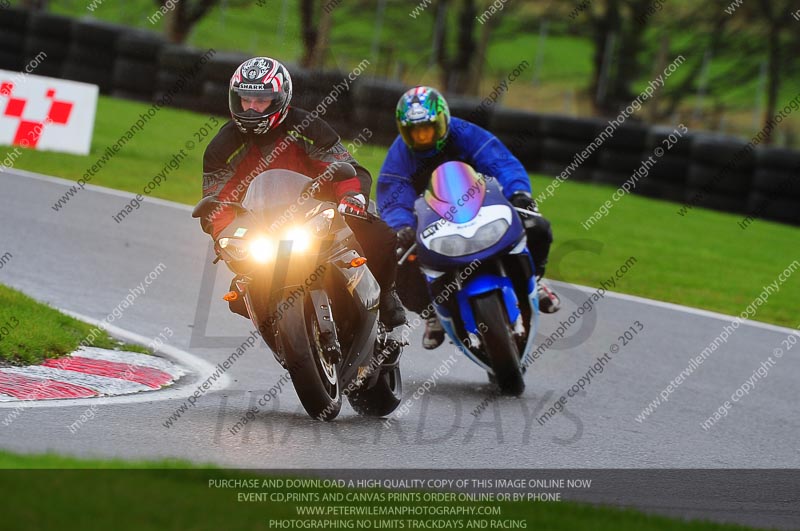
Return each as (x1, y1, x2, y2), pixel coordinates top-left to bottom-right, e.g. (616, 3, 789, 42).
(192, 164, 403, 420)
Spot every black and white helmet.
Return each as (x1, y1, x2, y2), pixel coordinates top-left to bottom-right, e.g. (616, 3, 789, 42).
(229, 57, 292, 135)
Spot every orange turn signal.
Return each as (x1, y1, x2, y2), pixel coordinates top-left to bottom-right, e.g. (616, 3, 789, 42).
(407, 254, 417, 262)
(350, 257, 368, 268)
(223, 291, 239, 301)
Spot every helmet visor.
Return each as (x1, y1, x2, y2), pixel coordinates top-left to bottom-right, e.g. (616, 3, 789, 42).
(229, 86, 288, 118)
(399, 118, 448, 150)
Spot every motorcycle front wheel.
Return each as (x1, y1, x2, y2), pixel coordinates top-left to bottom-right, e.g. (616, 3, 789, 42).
(472, 292, 525, 396)
(278, 295, 342, 420)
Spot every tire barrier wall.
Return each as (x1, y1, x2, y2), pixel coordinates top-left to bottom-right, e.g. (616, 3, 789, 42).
(1, 9, 798, 226)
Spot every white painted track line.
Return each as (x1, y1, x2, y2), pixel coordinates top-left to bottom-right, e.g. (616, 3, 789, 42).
(0, 308, 229, 409)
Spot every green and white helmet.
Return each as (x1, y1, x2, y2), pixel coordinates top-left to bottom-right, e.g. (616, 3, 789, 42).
(395, 86, 450, 152)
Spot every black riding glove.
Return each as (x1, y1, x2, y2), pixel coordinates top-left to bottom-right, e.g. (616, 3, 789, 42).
(510, 192, 539, 214)
(396, 226, 416, 253)
(510, 192, 544, 230)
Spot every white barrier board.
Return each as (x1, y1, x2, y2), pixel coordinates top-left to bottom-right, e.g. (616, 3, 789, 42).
(0, 70, 98, 155)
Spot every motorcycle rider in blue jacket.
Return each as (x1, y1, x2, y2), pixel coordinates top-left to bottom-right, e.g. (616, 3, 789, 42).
(377, 86, 560, 350)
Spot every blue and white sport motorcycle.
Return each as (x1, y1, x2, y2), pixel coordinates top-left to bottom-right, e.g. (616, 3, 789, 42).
(401, 161, 539, 395)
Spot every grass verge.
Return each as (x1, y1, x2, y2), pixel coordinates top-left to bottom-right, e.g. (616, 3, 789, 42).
(0, 450, 765, 531)
(1, 95, 798, 328)
(0, 283, 147, 364)
(539, 177, 800, 328)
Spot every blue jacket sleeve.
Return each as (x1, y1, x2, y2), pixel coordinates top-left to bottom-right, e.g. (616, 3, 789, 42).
(453, 118, 532, 199)
(377, 138, 418, 231)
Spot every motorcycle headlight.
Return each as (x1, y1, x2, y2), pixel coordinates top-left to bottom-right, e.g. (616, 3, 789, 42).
(284, 227, 312, 253)
(218, 237, 251, 261)
(249, 237, 274, 263)
(219, 209, 334, 265)
(306, 208, 335, 238)
(429, 218, 509, 257)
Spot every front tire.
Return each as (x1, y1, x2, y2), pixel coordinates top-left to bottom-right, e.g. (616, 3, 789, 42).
(472, 292, 525, 396)
(278, 296, 341, 421)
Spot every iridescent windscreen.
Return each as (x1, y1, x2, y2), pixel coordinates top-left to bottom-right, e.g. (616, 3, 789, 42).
(423, 161, 486, 223)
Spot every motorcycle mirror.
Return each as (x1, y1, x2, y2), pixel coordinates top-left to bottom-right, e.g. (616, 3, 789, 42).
(192, 196, 247, 218)
(192, 196, 217, 218)
(303, 163, 357, 198)
(324, 162, 357, 182)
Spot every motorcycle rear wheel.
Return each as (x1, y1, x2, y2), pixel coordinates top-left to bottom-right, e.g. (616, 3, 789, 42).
(472, 292, 525, 396)
(348, 365, 403, 417)
(278, 296, 342, 420)
(348, 338, 403, 417)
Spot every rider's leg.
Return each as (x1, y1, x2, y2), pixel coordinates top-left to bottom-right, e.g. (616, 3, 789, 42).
(345, 216, 406, 328)
(524, 214, 560, 313)
(396, 259, 444, 350)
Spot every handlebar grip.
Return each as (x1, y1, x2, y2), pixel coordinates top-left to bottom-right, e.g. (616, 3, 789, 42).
(397, 244, 417, 265)
(342, 210, 379, 222)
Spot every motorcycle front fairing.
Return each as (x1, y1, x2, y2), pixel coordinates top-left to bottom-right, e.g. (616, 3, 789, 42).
(413, 179, 525, 271)
(414, 179, 539, 371)
(216, 170, 379, 378)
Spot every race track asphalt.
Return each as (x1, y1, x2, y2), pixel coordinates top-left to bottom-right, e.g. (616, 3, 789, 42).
(1, 170, 798, 529)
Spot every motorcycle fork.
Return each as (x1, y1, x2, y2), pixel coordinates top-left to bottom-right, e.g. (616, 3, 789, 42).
(488, 260, 527, 339)
(502, 251, 535, 339)
(453, 259, 525, 345)
(308, 289, 341, 364)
